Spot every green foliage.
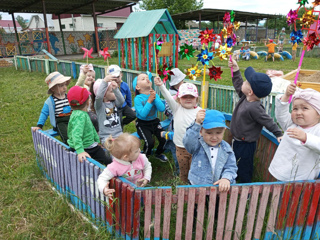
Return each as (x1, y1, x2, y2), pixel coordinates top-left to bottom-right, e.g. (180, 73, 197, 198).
(16, 15, 28, 29)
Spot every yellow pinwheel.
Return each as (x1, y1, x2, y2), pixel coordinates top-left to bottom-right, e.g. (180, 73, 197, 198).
(215, 44, 232, 61)
(187, 65, 202, 80)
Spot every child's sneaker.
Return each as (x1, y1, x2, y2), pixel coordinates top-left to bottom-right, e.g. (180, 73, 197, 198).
(155, 154, 168, 162)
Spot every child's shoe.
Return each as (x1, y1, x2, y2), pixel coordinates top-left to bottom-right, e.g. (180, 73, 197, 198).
(155, 154, 168, 162)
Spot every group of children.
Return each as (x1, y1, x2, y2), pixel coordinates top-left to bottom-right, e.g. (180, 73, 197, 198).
(33, 57, 320, 197)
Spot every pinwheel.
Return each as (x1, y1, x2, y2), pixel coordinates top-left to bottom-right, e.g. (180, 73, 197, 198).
(196, 48, 214, 66)
(290, 29, 303, 44)
(186, 65, 202, 81)
(157, 64, 174, 83)
(300, 10, 315, 28)
(221, 27, 228, 39)
(298, 0, 309, 6)
(230, 11, 235, 23)
(223, 12, 230, 24)
(208, 66, 223, 81)
(312, 0, 320, 6)
(198, 28, 215, 45)
(154, 37, 163, 76)
(179, 44, 195, 60)
(99, 47, 111, 75)
(287, 10, 298, 25)
(233, 21, 241, 30)
(82, 47, 93, 64)
(226, 37, 235, 47)
(303, 32, 320, 50)
(215, 44, 232, 61)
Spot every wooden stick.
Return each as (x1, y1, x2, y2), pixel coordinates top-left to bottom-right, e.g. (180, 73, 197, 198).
(202, 65, 206, 109)
(154, 42, 158, 76)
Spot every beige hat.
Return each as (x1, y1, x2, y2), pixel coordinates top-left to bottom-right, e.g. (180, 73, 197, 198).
(169, 68, 186, 86)
(45, 71, 71, 94)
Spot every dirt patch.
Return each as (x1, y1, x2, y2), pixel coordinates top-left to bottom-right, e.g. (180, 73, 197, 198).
(0, 60, 13, 67)
(297, 71, 320, 83)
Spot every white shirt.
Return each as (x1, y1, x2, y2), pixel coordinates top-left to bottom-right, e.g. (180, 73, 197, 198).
(209, 146, 219, 173)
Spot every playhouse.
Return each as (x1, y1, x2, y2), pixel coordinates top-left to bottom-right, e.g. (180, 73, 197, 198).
(114, 9, 180, 72)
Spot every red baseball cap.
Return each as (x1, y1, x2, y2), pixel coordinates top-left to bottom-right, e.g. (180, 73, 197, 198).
(67, 86, 91, 106)
(269, 39, 273, 43)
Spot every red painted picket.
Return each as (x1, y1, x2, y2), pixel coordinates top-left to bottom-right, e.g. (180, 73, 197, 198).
(154, 188, 162, 238)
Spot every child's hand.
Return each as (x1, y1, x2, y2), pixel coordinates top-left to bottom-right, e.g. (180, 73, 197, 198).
(285, 83, 297, 97)
(136, 178, 148, 187)
(277, 136, 283, 143)
(214, 178, 230, 192)
(228, 57, 239, 72)
(83, 65, 90, 74)
(110, 81, 118, 89)
(196, 109, 206, 124)
(287, 128, 307, 142)
(147, 90, 156, 103)
(103, 183, 115, 199)
(32, 127, 41, 132)
(77, 152, 91, 162)
(104, 74, 118, 83)
(154, 76, 163, 86)
(161, 131, 165, 138)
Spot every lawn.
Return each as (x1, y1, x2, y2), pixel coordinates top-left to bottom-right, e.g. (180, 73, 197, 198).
(1, 52, 319, 238)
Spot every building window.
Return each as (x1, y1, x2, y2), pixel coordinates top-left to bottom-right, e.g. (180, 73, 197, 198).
(69, 24, 74, 28)
(97, 23, 103, 27)
(61, 24, 65, 29)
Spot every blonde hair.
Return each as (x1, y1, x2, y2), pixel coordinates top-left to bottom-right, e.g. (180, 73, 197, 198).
(104, 133, 141, 159)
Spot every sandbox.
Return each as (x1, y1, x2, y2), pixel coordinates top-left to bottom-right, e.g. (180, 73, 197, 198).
(283, 69, 320, 92)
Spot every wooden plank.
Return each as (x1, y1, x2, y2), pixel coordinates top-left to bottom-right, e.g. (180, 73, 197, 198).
(175, 188, 185, 240)
(253, 185, 271, 239)
(126, 187, 134, 239)
(121, 39, 125, 68)
(233, 186, 250, 240)
(154, 188, 162, 239)
(131, 38, 135, 70)
(132, 190, 141, 240)
(118, 39, 121, 67)
(161, 33, 165, 67)
(135, 38, 139, 71)
(93, 166, 101, 226)
(125, 38, 128, 69)
(175, 34, 179, 68)
(206, 187, 217, 240)
(310, 182, 320, 240)
(142, 37, 146, 71)
(144, 189, 152, 239)
(152, 34, 156, 72)
(185, 188, 196, 240)
(162, 188, 172, 240)
(224, 186, 239, 240)
(106, 178, 115, 233)
(138, 37, 142, 71)
(128, 38, 132, 70)
(79, 158, 86, 212)
(195, 187, 206, 240)
(245, 185, 261, 240)
(121, 183, 128, 238)
(216, 191, 228, 240)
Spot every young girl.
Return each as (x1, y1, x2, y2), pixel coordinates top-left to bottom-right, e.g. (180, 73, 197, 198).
(133, 72, 168, 162)
(92, 75, 124, 144)
(97, 133, 152, 197)
(269, 83, 320, 181)
(154, 77, 202, 183)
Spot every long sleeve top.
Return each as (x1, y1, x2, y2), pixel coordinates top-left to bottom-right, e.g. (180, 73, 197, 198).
(134, 93, 165, 121)
(268, 96, 320, 181)
(159, 84, 201, 148)
(120, 82, 132, 108)
(230, 70, 282, 142)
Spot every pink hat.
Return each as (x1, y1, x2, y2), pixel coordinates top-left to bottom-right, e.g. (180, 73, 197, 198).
(178, 83, 198, 98)
(68, 86, 91, 106)
(80, 64, 95, 74)
(93, 79, 111, 96)
(292, 88, 320, 115)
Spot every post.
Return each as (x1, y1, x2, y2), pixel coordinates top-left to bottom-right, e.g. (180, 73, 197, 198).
(11, 13, 22, 55)
(92, 2, 100, 56)
(245, 17, 248, 41)
(42, 0, 51, 53)
(58, 15, 67, 55)
(217, 15, 220, 32)
(265, 18, 268, 39)
(274, 18, 277, 39)
(256, 19, 258, 42)
(199, 12, 202, 30)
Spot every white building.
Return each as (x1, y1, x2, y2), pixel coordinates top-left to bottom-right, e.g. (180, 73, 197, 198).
(27, 14, 54, 31)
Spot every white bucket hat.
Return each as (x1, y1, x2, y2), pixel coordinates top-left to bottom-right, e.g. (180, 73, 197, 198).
(45, 71, 71, 94)
(169, 68, 186, 86)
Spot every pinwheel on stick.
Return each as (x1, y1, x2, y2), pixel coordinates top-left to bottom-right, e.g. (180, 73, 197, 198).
(100, 47, 111, 76)
(82, 47, 93, 65)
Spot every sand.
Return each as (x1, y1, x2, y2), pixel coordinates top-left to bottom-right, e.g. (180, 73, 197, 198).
(297, 71, 320, 83)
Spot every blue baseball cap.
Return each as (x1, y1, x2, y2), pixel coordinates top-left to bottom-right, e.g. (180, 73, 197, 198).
(244, 67, 272, 98)
(132, 71, 153, 90)
(202, 110, 228, 129)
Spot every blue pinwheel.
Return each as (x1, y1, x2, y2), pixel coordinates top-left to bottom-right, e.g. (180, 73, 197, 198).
(290, 30, 303, 44)
(196, 48, 214, 65)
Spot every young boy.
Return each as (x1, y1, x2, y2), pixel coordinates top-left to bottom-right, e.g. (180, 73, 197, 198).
(106, 65, 136, 128)
(242, 45, 251, 61)
(183, 109, 237, 191)
(133, 73, 168, 162)
(228, 59, 283, 183)
(32, 71, 72, 144)
(278, 27, 286, 52)
(67, 86, 112, 165)
(264, 39, 278, 62)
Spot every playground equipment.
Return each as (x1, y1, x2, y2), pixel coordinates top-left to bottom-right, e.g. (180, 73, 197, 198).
(257, 51, 284, 61)
(279, 50, 293, 59)
(234, 49, 259, 59)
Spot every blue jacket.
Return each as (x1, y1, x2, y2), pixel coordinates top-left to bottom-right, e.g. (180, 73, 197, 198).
(183, 122, 238, 185)
(120, 82, 132, 108)
(134, 93, 165, 121)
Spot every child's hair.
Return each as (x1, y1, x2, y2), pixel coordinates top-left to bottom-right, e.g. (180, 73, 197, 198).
(105, 133, 141, 159)
(70, 98, 89, 110)
(89, 82, 96, 113)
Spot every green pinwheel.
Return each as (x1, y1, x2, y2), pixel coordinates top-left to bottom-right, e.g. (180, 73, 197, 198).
(179, 44, 195, 60)
(230, 10, 235, 23)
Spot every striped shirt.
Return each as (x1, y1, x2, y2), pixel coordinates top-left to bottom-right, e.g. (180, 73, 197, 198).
(53, 95, 71, 117)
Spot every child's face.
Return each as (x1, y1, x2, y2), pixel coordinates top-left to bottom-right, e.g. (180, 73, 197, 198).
(291, 99, 320, 128)
(241, 80, 252, 96)
(200, 127, 225, 147)
(85, 71, 95, 87)
(114, 73, 122, 85)
(103, 85, 116, 102)
(123, 146, 140, 162)
(173, 81, 184, 90)
(179, 95, 197, 109)
(136, 74, 151, 91)
(51, 82, 69, 98)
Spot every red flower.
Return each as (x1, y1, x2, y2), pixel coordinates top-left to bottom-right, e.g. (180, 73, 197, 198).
(198, 28, 215, 45)
(209, 66, 223, 81)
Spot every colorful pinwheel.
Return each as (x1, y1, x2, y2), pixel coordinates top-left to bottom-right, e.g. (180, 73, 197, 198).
(298, 0, 309, 6)
(100, 47, 111, 61)
(179, 44, 195, 60)
(208, 66, 223, 81)
(290, 29, 304, 44)
(287, 10, 298, 25)
(82, 47, 93, 64)
(223, 12, 230, 24)
(312, 0, 320, 6)
(215, 44, 232, 61)
(226, 37, 235, 47)
(198, 28, 215, 45)
(221, 27, 228, 39)
(187, 65, 202, 81)
(155, 37, 163, 55)
(300, 10, 315, 28)
(303, 32, 320, 50)
(197, 48, 214, 65)
(230, 11, 235, 23)
(157, 64, 174, 83)
(233, 21, 241, 30)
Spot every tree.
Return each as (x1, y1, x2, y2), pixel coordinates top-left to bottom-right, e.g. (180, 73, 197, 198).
(139, 0, 203, 29)
(16, 15, 28, 29)
(0, 14, 2, 20)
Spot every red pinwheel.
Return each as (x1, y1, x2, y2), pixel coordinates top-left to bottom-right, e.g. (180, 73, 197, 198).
(100, 47, 111, 61)
(303, 32, 320, 50)
(198, 28, 215, 45)
(223, 12, 231, 24)
(208, 66, 223, 81)
(157, 64, 174, 83)
(82, 47, 93, 64)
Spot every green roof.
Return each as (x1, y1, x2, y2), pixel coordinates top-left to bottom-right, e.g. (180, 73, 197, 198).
(114, 9, 179, 39)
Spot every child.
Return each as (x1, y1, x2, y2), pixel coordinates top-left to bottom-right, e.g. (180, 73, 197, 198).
(264, 39, 278, 62)
(291, 41, 297, 62)
(32, 71, 72, 144)
(67, 86, 111, 165)
(97, 133, 152, 197)
(269, 84, 320, 181)
(278, 27, 286, 52)
(106, 65, 136, 128)
(133, 73, 168, 162)
(154, 77, 201, 183)
(76, 64, 99, 132)
(228, 59, 283, 183)
(242, 45, 250, 61)
(236, 36, 240, 46)
(92, 75, 125, 144)
(183, 110, 237, 190)
(162, 68, 186, 175)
